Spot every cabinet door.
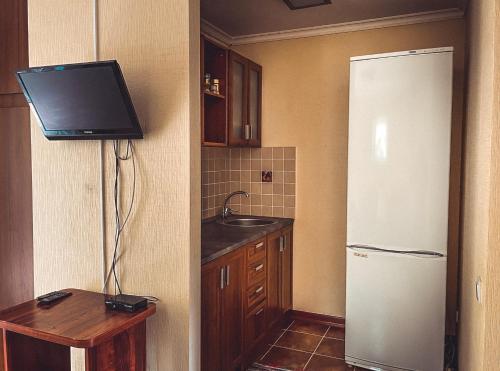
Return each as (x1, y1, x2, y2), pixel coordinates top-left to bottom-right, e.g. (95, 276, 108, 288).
(221, 250, 245, 370)
(228, 52, 248, 146)
(266, 230, 282, 328)
(280, 228, 293, 313)
(245, 300, 267, 351)
(201, 263, 223, 371)
(0, 0, 28, 94)
(247, 61, 262, 147)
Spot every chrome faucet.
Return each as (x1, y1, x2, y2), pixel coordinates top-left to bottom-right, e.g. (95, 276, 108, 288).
(222, 191, 249, 220)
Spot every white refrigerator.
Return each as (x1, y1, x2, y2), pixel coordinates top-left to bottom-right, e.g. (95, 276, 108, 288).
(345, 47, 453, 371)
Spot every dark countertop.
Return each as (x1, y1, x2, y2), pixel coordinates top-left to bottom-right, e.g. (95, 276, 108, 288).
(201, 215, 294, 265)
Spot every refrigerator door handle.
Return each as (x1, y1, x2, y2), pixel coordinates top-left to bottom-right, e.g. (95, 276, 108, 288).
(347, 244, 446, 257)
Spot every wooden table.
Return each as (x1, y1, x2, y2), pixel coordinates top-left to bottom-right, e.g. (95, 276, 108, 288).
(0, 288, 156, 370)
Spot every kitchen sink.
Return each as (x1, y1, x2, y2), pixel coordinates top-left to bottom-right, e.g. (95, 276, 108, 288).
(219, 218, 277, 227)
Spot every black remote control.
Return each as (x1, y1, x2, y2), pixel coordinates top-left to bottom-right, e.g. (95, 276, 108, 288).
(36, 291, 72, 305)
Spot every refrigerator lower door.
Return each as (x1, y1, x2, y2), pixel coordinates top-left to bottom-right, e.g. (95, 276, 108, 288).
(345, 247, 446, 371)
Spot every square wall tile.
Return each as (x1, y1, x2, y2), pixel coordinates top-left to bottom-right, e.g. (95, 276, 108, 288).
(241, 171, 251, 182)
(251, 194, 262, 205)
(251, 205, 262, 215)
(262, 195, 273, 206)
(284, 195, 295, 207)
(251, 148, 262, 159)
(241, 159, 250, 170)
(284, 159, 295, 172)
(262, 159, 273, 170)
(262, 206, 273, 217)
(251, 183, 262, 194)
(230, 148, 240, 158)
(230, 171, 240, 181)
(251, 159, 262, 171)
(284, 207, 295, 218)
(284, 183, 295, 196)
(284, 147, 296, 159)
(273, 207, 284, 217)
(230, 158, 240, 170)
(273, 171, 284, 183)
(273, 195, 284, 206)
(261, 147, 273, 159)
(284, 171, 296, 184)
(273, 183, 284, 195)
(262, 183, 273, 195)
(251, 171, 261, 182)
(241, 148, 251, 159)
(273, 147, 284, 159)
(274, 157, 284, 170)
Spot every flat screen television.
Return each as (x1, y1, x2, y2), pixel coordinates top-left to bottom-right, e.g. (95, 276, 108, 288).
(16, 60, 143, 140)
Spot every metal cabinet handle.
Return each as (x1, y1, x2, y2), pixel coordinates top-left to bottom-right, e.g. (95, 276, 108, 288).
(244, 124, 251, 140)
(279, 236, 284, 253)
(255, 286, 264, 294)
(254, 264, 264, 272)
(225, 265, 230, 287)
(220, 267, 225, 289)
(255, 242, 264, 249)
(255, 308, 264, 316)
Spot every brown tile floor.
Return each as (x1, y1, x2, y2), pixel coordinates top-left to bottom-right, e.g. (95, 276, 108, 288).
(249, 319, 369, 371)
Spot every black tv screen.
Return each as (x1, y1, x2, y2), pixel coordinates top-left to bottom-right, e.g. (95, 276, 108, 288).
(16, 61, 143, 140)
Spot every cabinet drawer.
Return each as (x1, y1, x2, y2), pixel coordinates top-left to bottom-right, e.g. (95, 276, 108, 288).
(247, 257, 266, 285)
(247, 238, 266, 261)
(247, 279, 266, 312)
(245, 300, 267, 349)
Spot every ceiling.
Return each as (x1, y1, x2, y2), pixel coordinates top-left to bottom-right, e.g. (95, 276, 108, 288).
(201, 0, 465, 37)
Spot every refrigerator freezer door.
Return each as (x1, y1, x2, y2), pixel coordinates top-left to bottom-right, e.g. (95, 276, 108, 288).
(347, 51, 453, 254)
(345, 247, 447, 371)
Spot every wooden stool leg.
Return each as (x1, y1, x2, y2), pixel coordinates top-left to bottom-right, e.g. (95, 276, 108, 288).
(85, 321, 146, 371)
(3, 329, 70, 371)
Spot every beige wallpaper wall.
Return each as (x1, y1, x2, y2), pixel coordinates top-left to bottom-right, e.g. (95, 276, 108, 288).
(234, 19, 465, 320)
(484, 3, 500, 367)
(484, 1, 500, 364)
(460, 0, 500, 369)
(458, 1, 496, 369)
(28, 1, 200, 370)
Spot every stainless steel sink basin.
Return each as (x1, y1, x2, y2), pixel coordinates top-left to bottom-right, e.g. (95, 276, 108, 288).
(219, 218, 277, 227)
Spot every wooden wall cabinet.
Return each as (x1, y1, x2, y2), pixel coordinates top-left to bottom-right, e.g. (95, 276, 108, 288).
(201, 248, 245, 371)
(201, 226, 292, 371)
(228, 51, 262, 147)
(201, 36, 262, 148)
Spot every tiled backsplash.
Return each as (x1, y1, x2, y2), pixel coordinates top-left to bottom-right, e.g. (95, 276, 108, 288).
(201, 147, 296, 219)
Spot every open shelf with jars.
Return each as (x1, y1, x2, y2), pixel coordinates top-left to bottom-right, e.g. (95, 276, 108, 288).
(201, 36, 228, 146)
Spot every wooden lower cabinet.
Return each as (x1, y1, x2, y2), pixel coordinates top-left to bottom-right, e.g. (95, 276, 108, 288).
(222, 251, 245, 370)
(266, 227, 293, 328)
(201, 248, 245, 371)
(201, 226, 293, 371)
(244, 300, 266, 349)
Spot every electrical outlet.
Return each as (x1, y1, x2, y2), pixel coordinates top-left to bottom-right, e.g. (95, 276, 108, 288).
(262, 170, 272, 182)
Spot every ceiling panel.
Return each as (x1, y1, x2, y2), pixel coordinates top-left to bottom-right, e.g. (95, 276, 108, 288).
(201, 0, 465, 36)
